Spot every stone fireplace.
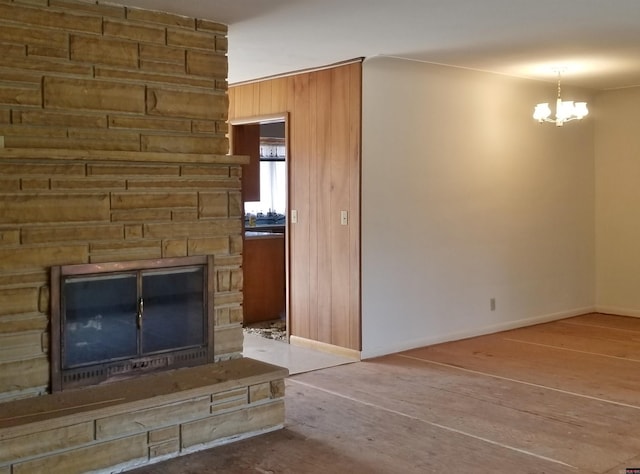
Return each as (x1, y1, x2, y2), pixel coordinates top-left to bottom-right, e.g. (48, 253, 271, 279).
(0, 2, 286, 472)
(0, 152, 248, 401)
(51, 255, 215, 391)
(0, 0, 245, 402)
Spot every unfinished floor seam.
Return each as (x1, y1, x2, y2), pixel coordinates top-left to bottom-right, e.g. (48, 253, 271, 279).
(559, 320, 640, 334)
(287, 378, 578, 470)
(502, 337, 640, 363)
(396, 353, 640, 411)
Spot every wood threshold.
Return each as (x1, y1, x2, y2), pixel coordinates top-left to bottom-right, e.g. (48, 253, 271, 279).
(289, 335, 360, 360)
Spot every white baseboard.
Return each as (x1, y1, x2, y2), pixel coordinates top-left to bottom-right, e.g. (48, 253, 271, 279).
(595, 305, 640, 318)
(361, 306, 596, 360)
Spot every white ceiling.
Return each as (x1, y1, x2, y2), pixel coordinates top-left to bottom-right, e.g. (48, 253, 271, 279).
(117, 0, 640, 90)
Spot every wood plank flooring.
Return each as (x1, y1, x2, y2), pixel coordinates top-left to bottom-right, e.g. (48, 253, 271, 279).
(129, 313, 640, 473)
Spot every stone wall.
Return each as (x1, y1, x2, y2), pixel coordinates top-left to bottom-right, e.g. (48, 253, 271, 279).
(0, 0, 245, 402)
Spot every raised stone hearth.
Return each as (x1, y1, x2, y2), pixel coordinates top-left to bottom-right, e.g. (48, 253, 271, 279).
(0, 359, 287, 474)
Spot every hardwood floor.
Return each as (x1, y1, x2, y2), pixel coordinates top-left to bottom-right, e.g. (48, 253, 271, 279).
(129, 313, 640, 473)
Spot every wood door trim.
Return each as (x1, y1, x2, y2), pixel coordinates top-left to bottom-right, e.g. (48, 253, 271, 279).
(230, 113, 289, 126)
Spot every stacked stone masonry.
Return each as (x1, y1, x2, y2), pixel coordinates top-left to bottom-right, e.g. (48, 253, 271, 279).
(0, 0, 229, 153)
(0, 0, 246, 403)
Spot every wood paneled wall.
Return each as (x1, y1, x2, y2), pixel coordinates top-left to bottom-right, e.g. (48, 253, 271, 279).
(229, 61, 361, 351)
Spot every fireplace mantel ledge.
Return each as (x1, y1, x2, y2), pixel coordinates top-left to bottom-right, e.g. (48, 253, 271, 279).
(0, 148, 249, 165)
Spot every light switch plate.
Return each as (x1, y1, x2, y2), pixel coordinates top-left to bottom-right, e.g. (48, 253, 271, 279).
(341, 210, 348, 225)
(291, 209, 298, 224)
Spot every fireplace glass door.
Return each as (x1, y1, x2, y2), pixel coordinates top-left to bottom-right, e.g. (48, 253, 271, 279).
(51, 256, 213, 391)
(63, 272, 138, 368)
(140, 267, 204, 353)
(63, 267, 204, 368)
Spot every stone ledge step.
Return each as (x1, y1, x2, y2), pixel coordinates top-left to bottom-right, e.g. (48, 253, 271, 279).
(0, 357, 288, 438)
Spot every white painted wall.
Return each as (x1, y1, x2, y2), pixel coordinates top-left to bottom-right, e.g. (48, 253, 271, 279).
(361, 57, 595, 358)
(595, 86, 640, 316)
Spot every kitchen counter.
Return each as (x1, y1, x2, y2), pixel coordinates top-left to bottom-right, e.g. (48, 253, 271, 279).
(245, 224, 285, 234)
(245, 231, 284, 240)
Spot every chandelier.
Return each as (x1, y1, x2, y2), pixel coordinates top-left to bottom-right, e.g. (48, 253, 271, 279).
(533, 70, 588, 127)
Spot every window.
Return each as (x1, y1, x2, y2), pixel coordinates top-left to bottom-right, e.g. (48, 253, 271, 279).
(244, 160, 287, 215)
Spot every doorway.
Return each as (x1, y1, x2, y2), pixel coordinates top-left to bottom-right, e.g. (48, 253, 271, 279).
(231, 115, 360, 374)
(231, 115, 290, 343)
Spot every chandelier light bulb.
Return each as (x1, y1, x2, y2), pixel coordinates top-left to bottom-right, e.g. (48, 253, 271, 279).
(533, 103, 552, 121)
(574, 102, 589, 119)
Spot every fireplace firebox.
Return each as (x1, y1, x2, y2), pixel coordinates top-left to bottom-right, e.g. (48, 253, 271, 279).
(50, 256, 214, 391)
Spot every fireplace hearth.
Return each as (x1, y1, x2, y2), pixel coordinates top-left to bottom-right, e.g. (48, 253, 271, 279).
(50, 255, 214, 391)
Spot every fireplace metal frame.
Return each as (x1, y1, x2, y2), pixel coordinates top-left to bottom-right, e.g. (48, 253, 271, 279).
(50, 255, 214, 392)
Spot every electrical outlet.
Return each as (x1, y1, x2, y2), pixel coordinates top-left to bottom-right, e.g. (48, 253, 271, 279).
(340, 210, 348, 225)
(490, 298, 496, 311)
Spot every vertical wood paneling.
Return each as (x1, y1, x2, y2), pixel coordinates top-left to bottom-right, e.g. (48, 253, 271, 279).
(348, 63, 362, 350)
(251, 83, 261, 117)
(307, 72, 320, 342)
(315, 69, 333, 344)
(290, 74, 312, 340)
(236, 82, 257, 119)
(329, 66, 351, 348)
(229, 61, 362, 351)
(258, 80, 272, 115)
